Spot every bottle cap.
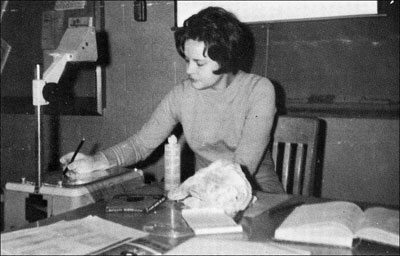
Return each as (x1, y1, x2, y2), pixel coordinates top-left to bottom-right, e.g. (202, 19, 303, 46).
(168, 135, 177, 144)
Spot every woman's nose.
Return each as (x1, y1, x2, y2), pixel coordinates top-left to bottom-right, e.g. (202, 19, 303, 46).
(186, 62, 195, 75)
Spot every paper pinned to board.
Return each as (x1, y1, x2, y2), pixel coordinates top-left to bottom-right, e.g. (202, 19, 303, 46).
(55, 1, 86, 11)
(1, 215, 147, 255)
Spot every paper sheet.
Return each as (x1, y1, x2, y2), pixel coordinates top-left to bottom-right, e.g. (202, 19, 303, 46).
(165, 237, 310, 255)
(1, 215, 147, 255)
(182, 208, 243, 235)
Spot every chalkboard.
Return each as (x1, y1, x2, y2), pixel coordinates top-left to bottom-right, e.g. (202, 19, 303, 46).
(249, 2, 399, 117)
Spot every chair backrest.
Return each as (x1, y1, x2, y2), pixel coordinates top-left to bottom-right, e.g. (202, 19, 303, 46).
(271, 116, 320, 196)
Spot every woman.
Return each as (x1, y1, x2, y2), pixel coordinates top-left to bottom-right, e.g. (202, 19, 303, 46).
(60, 7, 284, 194)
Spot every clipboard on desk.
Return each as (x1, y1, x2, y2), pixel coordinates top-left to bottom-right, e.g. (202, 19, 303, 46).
(63, 167, 127, 187)
(62, 167, 144, 187)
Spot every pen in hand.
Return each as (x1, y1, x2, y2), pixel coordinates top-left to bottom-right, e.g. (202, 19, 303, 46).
(63, 138, 85, 176)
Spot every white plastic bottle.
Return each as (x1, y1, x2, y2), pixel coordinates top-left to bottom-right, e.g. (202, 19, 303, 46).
(164, 135, 181, 192)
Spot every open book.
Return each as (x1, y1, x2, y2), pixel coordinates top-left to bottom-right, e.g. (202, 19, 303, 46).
(182, 208, 243, 235)
(274, 201, 399, 248)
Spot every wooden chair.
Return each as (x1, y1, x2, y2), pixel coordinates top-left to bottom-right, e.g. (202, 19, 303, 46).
(271, 116, 320, 196)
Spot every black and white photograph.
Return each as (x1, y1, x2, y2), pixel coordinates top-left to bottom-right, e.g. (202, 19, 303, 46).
(1, 1, 399, 255)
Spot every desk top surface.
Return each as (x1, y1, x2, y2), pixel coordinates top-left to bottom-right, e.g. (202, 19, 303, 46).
(3, 184, 399, 255)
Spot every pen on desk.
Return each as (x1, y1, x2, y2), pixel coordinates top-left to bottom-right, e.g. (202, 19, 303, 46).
(145, 196, 167, 214)
(63, 138, 85, 175)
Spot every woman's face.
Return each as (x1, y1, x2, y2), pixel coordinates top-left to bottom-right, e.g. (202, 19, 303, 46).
(184, 39, 224, 90)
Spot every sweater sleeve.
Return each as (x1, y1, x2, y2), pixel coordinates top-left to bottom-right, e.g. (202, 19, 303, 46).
(101, 86, 182, 167)
(234, 77, 276, 176)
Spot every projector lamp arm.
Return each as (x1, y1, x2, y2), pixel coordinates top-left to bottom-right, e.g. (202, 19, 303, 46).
(32, 26, 98, 106)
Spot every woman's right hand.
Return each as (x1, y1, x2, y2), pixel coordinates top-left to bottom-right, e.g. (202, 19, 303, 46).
(60, 152, 109, 180)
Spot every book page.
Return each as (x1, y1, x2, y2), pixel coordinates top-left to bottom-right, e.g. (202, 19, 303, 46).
(274, 201, 365, 247)
(355, 207, 399, 247)
(282, 201, 364, 233)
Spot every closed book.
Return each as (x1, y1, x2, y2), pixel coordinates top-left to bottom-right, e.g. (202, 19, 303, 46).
(182, 208, 243, 235)
(274, 201, 399, 248)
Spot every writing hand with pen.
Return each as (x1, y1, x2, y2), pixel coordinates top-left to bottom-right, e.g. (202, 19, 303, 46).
(60, 139, 110, 180)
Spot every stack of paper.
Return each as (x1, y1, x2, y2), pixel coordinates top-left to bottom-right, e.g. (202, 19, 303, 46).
(1, 215, 147, 255)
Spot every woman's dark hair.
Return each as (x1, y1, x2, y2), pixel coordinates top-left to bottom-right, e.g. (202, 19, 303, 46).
(174, 7, 254, 75)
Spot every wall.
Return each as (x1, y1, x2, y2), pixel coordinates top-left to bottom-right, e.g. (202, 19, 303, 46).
(320, 118, 399, 205)
(1, 1, 399, 206)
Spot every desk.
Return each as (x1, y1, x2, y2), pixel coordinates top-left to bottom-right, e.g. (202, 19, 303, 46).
(2, 184, 399, 255)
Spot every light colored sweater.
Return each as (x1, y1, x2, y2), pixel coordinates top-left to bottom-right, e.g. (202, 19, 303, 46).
(102, 71, 284, 193)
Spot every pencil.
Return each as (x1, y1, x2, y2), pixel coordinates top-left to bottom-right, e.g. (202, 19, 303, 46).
(145, 196, 167, 214)
(63, 138, 85, 175)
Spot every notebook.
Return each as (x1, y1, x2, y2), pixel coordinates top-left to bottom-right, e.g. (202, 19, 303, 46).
(182, 208, 243, 235)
